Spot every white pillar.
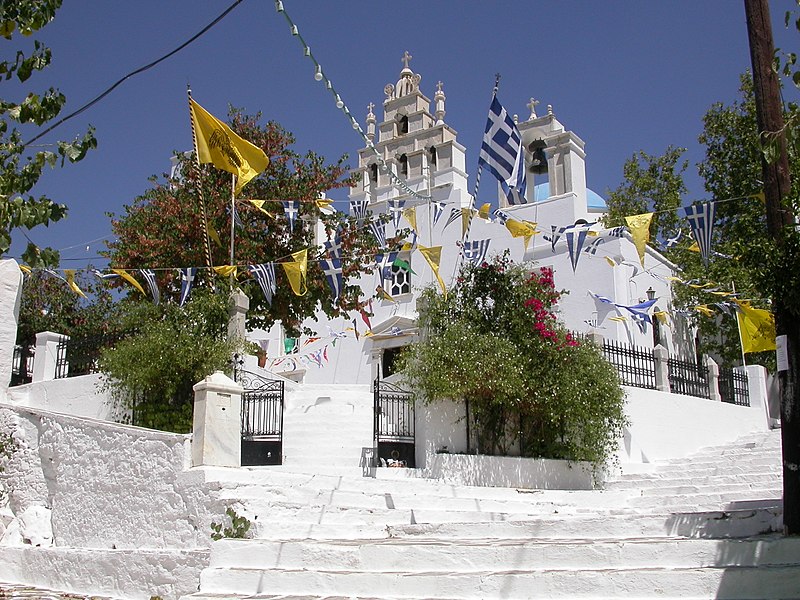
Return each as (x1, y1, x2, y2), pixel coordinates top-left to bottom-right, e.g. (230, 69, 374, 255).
(192, 370, 243, 467)
(705, 356, 722, 402)
(32, 331, 66, 383)
(653, 345, 671, 393)
(228, 289, 249, 343)
(745, 364, 774, 428)
(0, 258, 23, 390)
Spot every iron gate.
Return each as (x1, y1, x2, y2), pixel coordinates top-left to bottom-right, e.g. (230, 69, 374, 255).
(237, 370, 284, 466)
(373, 379, 415, 468)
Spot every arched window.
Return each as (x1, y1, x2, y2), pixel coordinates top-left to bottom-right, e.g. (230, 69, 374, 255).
(397, 115, 409, 135)
(429, 146, 437, 171)
(369, 163, 378, 184)
(399, 154, 408, 177)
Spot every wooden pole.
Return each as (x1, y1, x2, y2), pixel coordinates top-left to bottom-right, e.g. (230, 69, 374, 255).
(744, 0, 799, 535)
(187, 85, 214, 270)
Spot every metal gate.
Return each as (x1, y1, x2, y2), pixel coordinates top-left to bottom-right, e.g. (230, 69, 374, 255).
(238, 370, 284, 466)
(373, 379, 415, 468)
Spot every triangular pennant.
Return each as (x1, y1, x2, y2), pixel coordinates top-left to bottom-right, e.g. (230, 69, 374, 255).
(112, 269, 146, 296)
(402, 206, 418, 233)
(283, 200, 299, 234)
(565, 226, 590, 272)
(682, 202, 716, 266)
(138, 269, 159, 304)
(179, 267, 198, 306)
(320, 256, 343, 303)
(281, 248, 308, 296)
(64, 269, 87, 299)
(624, 212, 653, 267)
(419, 245, 446, 297)
(248, 263, 276, 305)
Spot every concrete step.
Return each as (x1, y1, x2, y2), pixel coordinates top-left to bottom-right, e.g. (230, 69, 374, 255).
(607, 472, 781, 490)
(207, 534, 800, 572)
(196, 563, 800, 599)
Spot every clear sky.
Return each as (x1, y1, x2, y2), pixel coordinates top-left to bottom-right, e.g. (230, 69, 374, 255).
(7, 0, 799, 267)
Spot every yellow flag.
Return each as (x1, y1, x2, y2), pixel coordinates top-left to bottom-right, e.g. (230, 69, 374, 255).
(207, 222, 223, 248)
(505, 219, 537, 238)
(316, 198, 334, 213)
(189, 98, 269, 195)
(248, 199, 275, 219)
(736, 302, 776, 353)
(19, 264, 31, 274)
(478, 203, 491, 221)
(213, 265, 238, 278)
(64, 269, 87, 298)
(281, 248, 308, 296)
(418, 245, 447, 297)
(654, 310, 669, 325)
(112, 269, 146, 296)
(461, 208, 476, 238)
(688, 241, 700, 253)
(625, 212, 653, 267)
(694, 305, 715, 318)
(605, 256, 617, 267)
(402, 206, 418, 233)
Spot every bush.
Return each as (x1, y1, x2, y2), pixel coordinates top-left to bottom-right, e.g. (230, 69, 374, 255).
(400, 253, 627, 468)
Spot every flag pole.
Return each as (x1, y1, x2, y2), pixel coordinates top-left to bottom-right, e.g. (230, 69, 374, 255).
(187, 85, 214, 270)
(732, 280, 747, 366)
(230, 173, 236, 267)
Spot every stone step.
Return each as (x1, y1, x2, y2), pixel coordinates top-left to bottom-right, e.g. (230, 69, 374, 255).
(607, 472, 781, 489)
(206, 534, 800, 573)
(636, 481, 783, 497)
(653, 455, 780, 470)
(626, 488, 782, 510)
(196, 563, 800, 599)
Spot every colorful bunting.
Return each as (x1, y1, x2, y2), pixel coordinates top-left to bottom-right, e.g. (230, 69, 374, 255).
(64, 269, 87, 299)
(320, 257, 343, 303)
(281, 248, 308, 296)
(624, 212, 653, 267)
(682, 201, 716, 266)
(179, 267, 197, 306)
(249, 263, 276, 305)
(419, 245, 446, 297)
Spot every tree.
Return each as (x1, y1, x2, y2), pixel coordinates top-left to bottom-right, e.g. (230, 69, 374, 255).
(400, 253, 626, 469)
(603, 145, 688, 244)
(105, 110, 396, 336)
(0, 0, 96, 267)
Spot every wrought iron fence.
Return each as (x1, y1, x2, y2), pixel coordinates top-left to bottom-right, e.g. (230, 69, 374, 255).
(668, 357, 709, 399)
(55, 332, 125, 379)
(373, 379, 415, 467)
(238, 370, 284, 466)
(718, 366, 750, 406)
(601, 339, 657, 389)
(11, 345, 34, 386)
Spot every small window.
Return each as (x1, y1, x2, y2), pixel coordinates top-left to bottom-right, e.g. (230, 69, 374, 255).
(399, 154, 408, 177)
(397, 115, 409, 135)
(388, 258, 411, 296)
(429, 146, 437, 171)
(369, 163, 378, 183)
(382, 346, 403, 378)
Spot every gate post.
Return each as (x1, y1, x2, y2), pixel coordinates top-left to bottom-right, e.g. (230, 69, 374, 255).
(192, 370, 243, 467)
(32, 331, 66, 382)
(705, 355, 722, 402)
(653, 344, 671, 393)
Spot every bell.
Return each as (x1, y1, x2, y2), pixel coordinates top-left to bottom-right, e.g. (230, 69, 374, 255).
(528, 140, 547, 175)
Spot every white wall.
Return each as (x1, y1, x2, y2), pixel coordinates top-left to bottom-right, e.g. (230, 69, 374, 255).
(5, 374, 120, 421)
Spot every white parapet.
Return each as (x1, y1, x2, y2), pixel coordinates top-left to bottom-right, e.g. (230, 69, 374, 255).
(0, 259, 23, 392)
(192, 371, 243, 468)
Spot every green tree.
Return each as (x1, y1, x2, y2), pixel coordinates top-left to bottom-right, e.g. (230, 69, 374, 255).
(400, 254, 626, 469)
(105, 110, 395, 336)
(0, 0, 96, 267)
(603, 145, 688, 243)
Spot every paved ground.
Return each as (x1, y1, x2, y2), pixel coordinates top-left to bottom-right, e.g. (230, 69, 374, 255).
(0, 584, 113, 600)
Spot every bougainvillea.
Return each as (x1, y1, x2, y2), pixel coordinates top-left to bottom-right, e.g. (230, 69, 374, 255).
(400, 252, 626, 469)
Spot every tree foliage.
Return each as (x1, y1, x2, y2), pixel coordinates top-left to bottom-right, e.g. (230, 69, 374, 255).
(0, 0, 96, 267)
(105, 110, 395, 336)
(399, 254, 627, 468)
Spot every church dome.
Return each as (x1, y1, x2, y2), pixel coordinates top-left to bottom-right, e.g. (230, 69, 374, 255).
(533, 182, 607, 209)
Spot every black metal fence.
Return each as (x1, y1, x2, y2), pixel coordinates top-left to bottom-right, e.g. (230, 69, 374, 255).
(54, 332, 128, 379)
(667, 357, 710, 399)
(237, 370, 284, 466)
(601, 339, 657, 389)
(719, 366, 750, 406)
(11, 345, 34, 386)
(373, 379, 415, 467)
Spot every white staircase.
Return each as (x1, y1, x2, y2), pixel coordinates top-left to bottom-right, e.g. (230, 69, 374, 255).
(183, 429, 797, 599)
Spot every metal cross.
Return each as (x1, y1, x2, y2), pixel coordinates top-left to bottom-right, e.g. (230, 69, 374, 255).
(402, 50, 413, 69)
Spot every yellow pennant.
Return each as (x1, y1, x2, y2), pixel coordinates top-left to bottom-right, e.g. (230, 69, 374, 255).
(694, 305, 715, 318)
(402, 206, 418, 233)
(213, 265, 238, 278)
(64, 269, 87, 299)
(688, 241, 700, 253)
(654, 310, 669, 325)
(207, 222, 223, 248)
(19, 264, 31, 274)
(605, 256, 617, 267)
(248, 199, 275, 219)
(735, 301, 776, 353)
(610, 315, 627, 322)
(281, 248, 308, 296)
(461, 207, 476, 238)
(478, 203, 491, 221)
(189, 98, 269, 195)
(505, 219, 537, 238)
(418, 245, 447, 297)
(316, 198, 334, 213)
(376, 285, 396, 303)
(624, 212, 653, 267)
(112, 269, 146, 296)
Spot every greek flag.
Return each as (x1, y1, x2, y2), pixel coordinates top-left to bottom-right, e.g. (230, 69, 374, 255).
(283, 201, 299, 234)
(462, 239, 491, 266)
(682, 202, 716, 266)
(249, 263, 276, 305)
(565, 225, 591, 272)
(324, 233, 343, 260)
(375, 251, 399, 281)
(140, 269, 159, 305)
(320, 257, 343, 303)
(493, 209, 511, 224)
(349, 198, 369, 223)
(583, 237, 605, 256)
(389, 198, 406, 228)
(478, 96, 527, 205)
(443, 207, 461, 231)
(178, 267, 197, 307)
(370, 220, 387, 248)
(432, 201, 446, 226)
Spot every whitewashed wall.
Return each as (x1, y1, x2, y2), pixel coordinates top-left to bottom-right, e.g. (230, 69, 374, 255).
(5, 373, 119, 421)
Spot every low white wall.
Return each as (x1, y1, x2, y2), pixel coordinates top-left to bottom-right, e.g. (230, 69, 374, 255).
(426, 453, 594, 490)
(415, 398, 467, 469)
(619, 386, 769, 467)
(5, 374, 120, 421)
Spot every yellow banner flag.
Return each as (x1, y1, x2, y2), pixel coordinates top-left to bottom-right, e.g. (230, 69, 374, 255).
(505, 219, 537, 238)
(418, 245, 447, 297)
(625, 212, 653, 267)
(478, 203, 491, 221)
(736, 301, 776, 353)
(213, 265, 238, 278)
(190, 98, 269, 195)
(19, 264, 31, 274)
(281, 248, 308, 296)
(112, 269, 145, 296)
(461, 208, 476, 238)
(207, 222, 223, 248)
(402, 206, 418, 233)
(64, 269, 87, 298)
(247, 199, 275, 219)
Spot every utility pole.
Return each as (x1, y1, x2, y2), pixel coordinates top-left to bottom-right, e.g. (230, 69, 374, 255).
(744, 0, 799, 535)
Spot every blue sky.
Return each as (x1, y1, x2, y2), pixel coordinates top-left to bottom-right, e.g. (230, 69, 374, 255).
(8, 1, 799, 267)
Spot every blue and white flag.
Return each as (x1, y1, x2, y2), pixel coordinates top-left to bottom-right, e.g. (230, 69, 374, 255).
(92, 269, 119, 281)
(682, 202, 716, 266)
(324, 233, 343, 260)
(178, 267, 197, 307)
(603, 226, 626, 239)
(320, 257, 343, 303)
(370, 219, 387, 248)
(478, 96, 527, 205)
(283, 201, 299, 234)
(375, 251, 399, 281)
(493, 209, 511, 225)
(565, 225, 591, 272)
(249, 263, 277, 305)
(349, 198, 369, 223)
(462, 239, 491, 266)
(432, 201, 447, 226)
(663, 229, 682, 249)
(389, 199, 406, 229)
(583, 237, 605, 256)
(140, 269, 159, 305)
(545, 225, 568, 252)
(443, 207, 461, 231)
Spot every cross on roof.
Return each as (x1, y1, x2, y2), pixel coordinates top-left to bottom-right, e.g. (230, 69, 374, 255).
(528, 97, 540, 119)
(436, 81, 444, 92)
(402, 50, 413, 69)
(367, 102, 375, 114)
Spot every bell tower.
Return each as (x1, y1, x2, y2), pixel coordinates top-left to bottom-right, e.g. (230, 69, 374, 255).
(350, 52, 469, 207)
